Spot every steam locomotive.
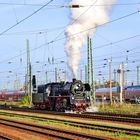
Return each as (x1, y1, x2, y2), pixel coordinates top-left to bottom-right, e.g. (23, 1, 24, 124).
(32, 79, 91, 112)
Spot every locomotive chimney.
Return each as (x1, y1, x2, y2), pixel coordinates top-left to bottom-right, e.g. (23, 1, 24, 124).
(32, 75, 36, 91)
(72, 78, 76, 82)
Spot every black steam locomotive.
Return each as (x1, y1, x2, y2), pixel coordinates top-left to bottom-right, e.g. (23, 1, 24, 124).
(32, 79, 91, 112)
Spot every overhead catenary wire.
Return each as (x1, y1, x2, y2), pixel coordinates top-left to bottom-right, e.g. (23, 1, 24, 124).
(47, 41, 140, 62)
(0, 2, 140, 7)
(94, 34, 140, 49)
(0, 0, 54, 36)
(1, 55, 139, 78)
(1, 32, 140, 65)
(36, 10, 140, 50)
(52, 0, 98, 42)
(2, 26, 66, 36)
(0, 10, 139, 64)
(1, 2, 139, 87)
(0, 43, 140, 76)
(2, 49, 140, 85)
(0, 8, 139, 78)
(54, 11, 140, 43)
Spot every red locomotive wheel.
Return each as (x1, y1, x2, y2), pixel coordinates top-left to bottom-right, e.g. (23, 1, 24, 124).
(40, 104, 46, 110)
(55, 99, 63, 112)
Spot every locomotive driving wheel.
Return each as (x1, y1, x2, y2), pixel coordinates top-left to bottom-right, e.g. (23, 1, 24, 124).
(55, 99, 63, 112)
(55, 98, 65, 112)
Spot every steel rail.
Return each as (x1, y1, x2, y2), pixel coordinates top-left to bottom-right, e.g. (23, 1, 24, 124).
(0, 107, 140, 123)
(84, 112, 140, 118)
(0, 112, 140, 136)
(0, 118, 108, 140)
(0, 134, 14, 140)
(82, 113, 140, 123)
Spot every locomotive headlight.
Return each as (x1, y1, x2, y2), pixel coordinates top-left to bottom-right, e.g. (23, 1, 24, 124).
(86, 96, 90, 101)
(86, 96, 90, 100)
(70, 96, 75, 104)
(86, 96, 89, 99)
(71, 96, 75, 100)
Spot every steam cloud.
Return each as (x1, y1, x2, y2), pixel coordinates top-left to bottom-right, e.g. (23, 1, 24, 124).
(65, 0, 116, 78)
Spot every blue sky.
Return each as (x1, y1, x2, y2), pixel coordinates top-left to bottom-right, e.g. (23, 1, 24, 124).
(0, 0, 140, 89)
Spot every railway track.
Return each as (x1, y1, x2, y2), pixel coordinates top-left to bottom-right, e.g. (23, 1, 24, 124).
(0, 111, 140, 136)
(82, 113, 140, 123)
(0, 134, 14, 140)
(85, 112, 140, 118)
(0, 118, 109, 140)
(1, 107, 139, 124)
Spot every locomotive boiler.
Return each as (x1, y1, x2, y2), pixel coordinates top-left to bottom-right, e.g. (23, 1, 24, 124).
(32, 79, 91, 111)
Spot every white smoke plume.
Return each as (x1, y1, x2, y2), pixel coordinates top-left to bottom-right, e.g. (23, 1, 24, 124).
(65, 0, 116, 78)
